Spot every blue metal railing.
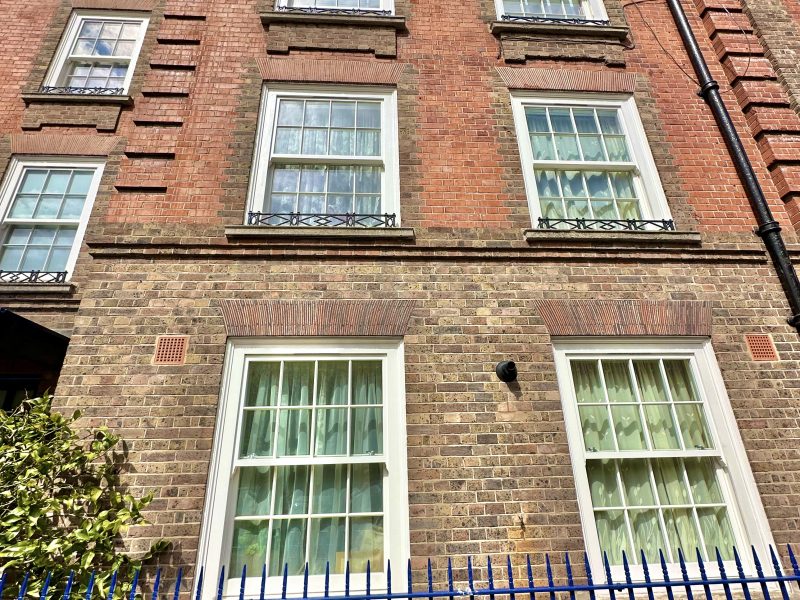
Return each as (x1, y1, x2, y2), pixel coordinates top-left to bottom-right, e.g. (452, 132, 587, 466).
(2, 545, 800, 600)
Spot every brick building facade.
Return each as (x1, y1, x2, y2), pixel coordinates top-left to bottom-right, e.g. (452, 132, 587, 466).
(3, 0, 800, 593)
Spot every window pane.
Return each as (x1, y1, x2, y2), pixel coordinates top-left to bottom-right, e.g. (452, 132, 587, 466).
(47, 248, 71, 271)
(231, 521, 268, 578)
(8, 195, 37, 218)
(274, 466, 310, 515)
(331, 102, 355, 127)
(269, 519, 307, 576)
(351, 407, 382, 455)
(309, 518, 346, 575)
(526, 107, 549, 132)
(595, 510, 631, 565)
(675, 404, 712, 450)
(653, 458, 690, 505)
(317, 361, 348, 405)
(602, 360, 635, 402)
(620, 460, 655, 506)
(240, 410, 275, 457)
(579, 405, 613, 452)
(571, 361, 603, 403)
(356, 102, 381, 128)
(278, 100, 304, 126)
(634, 361, 668, 402)
(611, 405, 646, 450)
(305, 101, 330, 127)
(698, 507, 735, 560)
(312, 465, 347, 514)
(664, 360, 698, 401)
(246, 362, 281, 407)
(277, 409, 311, 456)
(588, 460, 622, 507)
(644, 404, 680, 450)
(349, 517, 384, 572)
(280, 362, 314, 406)
(315, 408, 347, 455)
(237, 467, 273, 516)
(663, 508, 702, 561)
(630, 509, 666, 563)
(353, 360, 382, 404)
(685, 459, 723, 504)
(19, 169, 47, 194)
(351, 463, 383, 513)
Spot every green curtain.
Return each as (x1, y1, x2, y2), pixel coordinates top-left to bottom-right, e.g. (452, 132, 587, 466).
(351, 361, 383, 455)
(240, 363, 280, 458)
(315, 361, 348, 455)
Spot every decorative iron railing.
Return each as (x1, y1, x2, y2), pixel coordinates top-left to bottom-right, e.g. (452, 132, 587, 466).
(0, 270, 67, 284)
(248, 212, 398, 228)
(275, 5, 392, 16)
(538, 217, 676, 231)
(38, 86, 125, 96)
(2, 546, 800, 600)
(500, 14, 611, 25)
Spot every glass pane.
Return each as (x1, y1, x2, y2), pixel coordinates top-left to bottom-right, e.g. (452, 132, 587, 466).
(597, 109, 622, 134)
(698, 507, 735, 560)
(630, 509, 666, 563)
(328, 168, 354, 194)
(612, 173, 636, 198)
(653, 458, 690, 505)
(356, 102, 381, 128)
(19, 169, 47, 193)
(317, 361, 348, 405)
(549, 108, 574, 133)
(309, 518, 346, 575)
(620, 459, 655, 506)
(579, 405, 613, 452)
(315, 408, 347, 456)
(351, 463, 383, 513)
(20, 247, 48, 271)
(353, 361, 382, 404)
(602, 361, 635, 403)
(0, 247, 23, 270)
(525, 107, 550, 132)
(269, 519, 308, 576)
(580, 135, 605, 161)
(120, 23, 140, 39)
(36, 195, 62, 219)
(634, 361, 668, 402)
(302, 128, 329, 155)
(237, 467, 273, 516)
(573, 109, 598, 133)
(331, 102, 355, 127)
(349, 517, 384, 572)
(554, 134, 580, 161)
(587, 460, 622, 507)
(274, 128, 301, 154)
(305, 101, 330, 127)
(272, 168, 300, 193)
(644, 404, 680, 450)
(560, 171, 585, 198)
(356, 130, 380, 156)
(231, 521, 268, 578)
(246, 362, 281, 407)
(240, 410, 275, 457)
(535, 170, 560, 198)
(685, 459, 723, 504)
(567, 199, 591, 219)
(591, 199, 616, 220)
(277, 409, 311, 456)
(351, 407, 383, 455)
(663, 508, 702, 561)
(79, 21, 102, 38)
(9, 194, 37, 218)
(531, 134, 556, 161)
(312, 464, 347, 514)
(571, 361, 603, 403)
(330, 129, 354, 155)
(274, 466, 310, 515)
(605, 136, 630, 161)
(61, 196, 86, 218)
(664, 360, 698, 402)
(675, 404, 712, 450)
(281, 362, 314, 406)
(586, 172, 612, 199)
(595, 510, 631, 565)
(618, 200, 641, 220)
(278, 100, 304, 126)
(355, 168, 381, 193)
(611, 405, 646, 450)
(299, 166, 326, 193)
(46, 248, 70, 271)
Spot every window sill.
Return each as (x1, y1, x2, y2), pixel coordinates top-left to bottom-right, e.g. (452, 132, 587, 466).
(21, 92, 133, 106)
(0, 283, 76, 295)
(490, 20, 629, 40)
(523, 228, 702, 247)
(260, 11, 407, 30)
(225, 225, 416, 240)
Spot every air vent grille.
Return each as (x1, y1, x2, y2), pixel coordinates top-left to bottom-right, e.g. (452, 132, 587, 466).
(745, 334, 779, 361)
(154, 335, 188, 365)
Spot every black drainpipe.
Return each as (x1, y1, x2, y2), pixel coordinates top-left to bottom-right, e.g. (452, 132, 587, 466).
(664, 0, 800, 330)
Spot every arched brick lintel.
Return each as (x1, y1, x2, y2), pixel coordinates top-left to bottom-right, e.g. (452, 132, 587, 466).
(534, 300, 712, 337)
(218, 299, 417, 337)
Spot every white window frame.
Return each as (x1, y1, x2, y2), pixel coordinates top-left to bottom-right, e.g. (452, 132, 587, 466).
(510, 93, 671, 228)
(0, 157, 105, 280)
(276, 0, 395, 14)
(494, 0, 608, 21)
(552, 337, 776, 580)
(247, 85, 401, 225)
(43, 10, 150, 94)
(197, 338, 410, 600)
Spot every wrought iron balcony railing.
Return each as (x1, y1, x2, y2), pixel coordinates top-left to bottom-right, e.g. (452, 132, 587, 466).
(275, 5, 392, 16)
(538, 217, 676, 231)
(248, 211, 398, 228)
(0, 270, 68, 284)
(38, 86, 125, 96)
(500, 14, 611, 25)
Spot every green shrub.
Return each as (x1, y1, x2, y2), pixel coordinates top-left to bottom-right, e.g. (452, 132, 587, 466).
(0, 395, 169, 597)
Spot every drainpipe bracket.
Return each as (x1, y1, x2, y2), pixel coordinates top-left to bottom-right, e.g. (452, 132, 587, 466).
(697, 80, 719, 98)
(788, 313, 800, 328)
